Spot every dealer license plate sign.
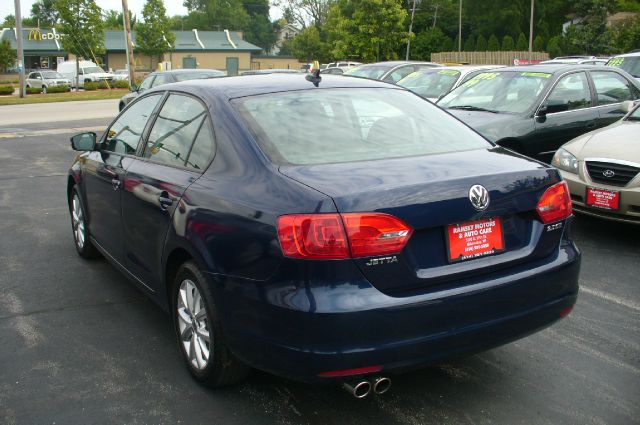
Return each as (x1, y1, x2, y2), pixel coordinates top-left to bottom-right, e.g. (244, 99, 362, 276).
(447, 217, 505, 263)
(586, 187, 620, 210)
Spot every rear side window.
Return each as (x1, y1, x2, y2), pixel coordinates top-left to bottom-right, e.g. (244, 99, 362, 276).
(591, 71, 634, 105)
(103, 94, 163, 155)
(546, 72, 591, 111)
(145, 94, 213, 170)
(234, 88, 491, 165)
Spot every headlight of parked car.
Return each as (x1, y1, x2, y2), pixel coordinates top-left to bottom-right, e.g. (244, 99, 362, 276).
(552, 148, 580, 173)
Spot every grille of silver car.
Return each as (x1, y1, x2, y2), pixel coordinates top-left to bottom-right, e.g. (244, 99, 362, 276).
(586, 161, 640, 187)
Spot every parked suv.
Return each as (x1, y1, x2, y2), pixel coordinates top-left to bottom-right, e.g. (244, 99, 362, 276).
(25, 70, 71, 93)
(57, 60, 115, 88)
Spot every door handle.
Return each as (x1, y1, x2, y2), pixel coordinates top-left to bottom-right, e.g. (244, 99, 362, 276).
(158, 192, 173, 210)
(111, 178, 121, 190)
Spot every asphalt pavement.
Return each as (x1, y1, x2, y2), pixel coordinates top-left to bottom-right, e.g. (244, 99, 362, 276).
(0, 105, 639, 425)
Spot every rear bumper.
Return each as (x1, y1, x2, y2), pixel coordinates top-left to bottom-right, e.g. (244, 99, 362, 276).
(208, 242, 580, 382)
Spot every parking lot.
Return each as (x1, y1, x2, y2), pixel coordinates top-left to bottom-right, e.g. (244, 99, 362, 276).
(0, 105, 639, 425)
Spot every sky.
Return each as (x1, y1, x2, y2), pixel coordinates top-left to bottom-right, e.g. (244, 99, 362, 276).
(1, 0, 282, 23)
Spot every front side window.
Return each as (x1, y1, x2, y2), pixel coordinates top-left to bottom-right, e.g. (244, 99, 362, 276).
(138, 75, 155, 92)
(28, 72, 37, 79)
(591, 71, 634, 105)
(234, 88, 491, 165)
(152, 74, 171, 87)
(438, 71, 552, 114)
(545, 72, 591, 111)
(384, 66, 415, 83)
(144, 94, 210, 169)
(103, 94, 163, 155)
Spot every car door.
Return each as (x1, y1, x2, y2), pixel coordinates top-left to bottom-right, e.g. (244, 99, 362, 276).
(589, 70, 640, 127)
(81, 94, 164, 263)
(121, 92, 216, 290)
(534, 71, 597, 158)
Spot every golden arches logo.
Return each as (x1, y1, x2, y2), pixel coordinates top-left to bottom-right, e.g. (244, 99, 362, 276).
(28, 29, 43, 41)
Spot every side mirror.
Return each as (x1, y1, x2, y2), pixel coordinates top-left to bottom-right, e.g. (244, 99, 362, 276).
(539, 100, 568, 116)
(130, 83, 137, 92)
(70, 132, 97, 151)
(620, 100, 634, 114)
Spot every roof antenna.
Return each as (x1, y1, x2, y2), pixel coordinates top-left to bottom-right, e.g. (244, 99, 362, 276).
(305, 60, 321, 87)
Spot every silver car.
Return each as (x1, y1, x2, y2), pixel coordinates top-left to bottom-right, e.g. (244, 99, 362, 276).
(25, 70, 71, 93)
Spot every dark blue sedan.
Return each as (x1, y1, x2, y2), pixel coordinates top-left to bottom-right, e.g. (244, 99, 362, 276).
(67, 74, 580, 397)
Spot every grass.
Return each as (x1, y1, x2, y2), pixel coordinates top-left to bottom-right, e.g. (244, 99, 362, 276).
(0, 89, 128, 106)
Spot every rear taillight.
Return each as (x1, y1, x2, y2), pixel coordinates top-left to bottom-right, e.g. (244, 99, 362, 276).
(277, 213, 412, 260)
(536, 181, 572, 224)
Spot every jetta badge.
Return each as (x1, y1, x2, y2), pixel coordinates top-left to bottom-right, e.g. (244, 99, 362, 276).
(603, 169, 615, 178)
(469, 185, 490, 211)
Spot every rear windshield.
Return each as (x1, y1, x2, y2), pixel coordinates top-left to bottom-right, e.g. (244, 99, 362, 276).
(608, 56, 640, 78)
(174, 71, 224, 81)
(233, 88, 491, 165)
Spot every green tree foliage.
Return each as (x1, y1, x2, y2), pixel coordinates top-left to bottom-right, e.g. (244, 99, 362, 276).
(463, 34, 475, 51)
(183, 0, 250, 31)
(412, 28, 447, 60)
(241, 0, 277, 52)
(610, 17, 640, 53)
(326, 0, 407, 62)
(487, 34, 500, 51)
(516, 32, 528, 50)
(56, 0, 105, 59)
(136, 0, 175, 70)
(1, 15, 16, 27)
(475, 34, 488, 51)
(103, 9, 137, 30)
(502, 35, 515, 50)
(562, 0, 618, 54)
(440, 36, 454, 52)
(31, 0, 59, 26)
(278, 38, 294, 56)
(290, 26, 327, 61)
(0, 39, 17, 72)
(453, 35, 460, 51)
(274, 0, 331, 29)
(533, 35, 545, 51)
(546, 35, 563, 57)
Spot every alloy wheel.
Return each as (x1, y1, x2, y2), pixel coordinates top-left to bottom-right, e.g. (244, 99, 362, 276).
(177, 279, 211, 370)
(71, 193, 85, 249)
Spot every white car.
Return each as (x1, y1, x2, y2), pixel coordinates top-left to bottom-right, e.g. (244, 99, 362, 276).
(607, 51, 640, 82)
(25, 70, 71, 93)
(57, 60, 115, 88)
(326, 60, 362, 69)
(113, 69, 129, 81)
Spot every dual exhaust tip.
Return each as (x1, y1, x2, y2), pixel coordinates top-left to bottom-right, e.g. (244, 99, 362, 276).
(342, 377, 391, 399)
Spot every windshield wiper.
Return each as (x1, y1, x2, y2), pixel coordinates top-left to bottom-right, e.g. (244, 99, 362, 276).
(626, 116, 640, 121)
(448, 105, 499, 113)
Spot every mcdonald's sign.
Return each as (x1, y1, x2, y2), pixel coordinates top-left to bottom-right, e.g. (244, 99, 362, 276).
(28, 29, 63, 41)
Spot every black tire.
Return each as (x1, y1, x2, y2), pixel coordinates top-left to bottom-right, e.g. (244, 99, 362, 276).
(42, 85, 47, 94)
(69, 186, 101, 259)
(172, 261, 250, 387)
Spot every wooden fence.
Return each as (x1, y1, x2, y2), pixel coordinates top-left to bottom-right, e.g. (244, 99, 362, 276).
(431, 51, 549, 66)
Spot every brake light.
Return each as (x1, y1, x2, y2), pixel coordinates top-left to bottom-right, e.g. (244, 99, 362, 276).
(277, 213, 413, 259)
(536, 181, 572, 224)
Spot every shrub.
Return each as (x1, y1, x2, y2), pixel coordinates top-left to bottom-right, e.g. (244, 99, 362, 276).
(27, 87, 43, 94)
(502, 35, 515, 50)
(487, 34, 500, 51)
(115, 79, 129, 89)
(97, 81, 110, 89)
(516, 33, 528, 50)
(476, 34, 488, 51)
(47, 85, 70, 93)
(0, 85, 14, 95)
(84, 82, 98, 91)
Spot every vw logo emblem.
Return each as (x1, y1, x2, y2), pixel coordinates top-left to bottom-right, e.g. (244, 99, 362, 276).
(602, 169, 615, 178)
(469, 185, 490, 211)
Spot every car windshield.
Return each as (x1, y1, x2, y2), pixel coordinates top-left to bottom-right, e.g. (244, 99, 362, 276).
(174, 71, 224, 81)
(398, 69, 461, 98)
(438, 71, 553, 114)
(83, 66, 105, 74)
(607, 56, 640, 78)
(344, 65, 394, 80)
(42, 71, 64, 79)
(233, 88, 491, 165)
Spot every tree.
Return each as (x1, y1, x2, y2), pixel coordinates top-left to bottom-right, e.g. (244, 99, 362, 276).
(516, 32, 528, 50)
(31, 0, 59, 26)
(0, 39, 17, 73)
(502, 35, 515, 50)
(563, 0, 618, 55)
(476, 34, 488, 51)
(183, 0, 250, 32)
(440, 36, 454, 52)
(487, 34, 500, 51)
(56, 0, 105, 88)
(326, 0, 408, 62)
(137, 0, 175, 70)
(241, 0, 277, 52)
(1, 15, 16, 27)
(610, 17, 640, 53)
(290, 26, 327, 61)
(533, 35, 544, 51)
(104, 9, 137, 30)
(274, 0, 330, 29)
(546, 35, 563, 58)
(463, 34, 475, 51)
(412, 28, 447, 60)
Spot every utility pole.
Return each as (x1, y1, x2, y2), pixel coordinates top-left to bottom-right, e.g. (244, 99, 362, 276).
(432, 3, 439, 29)
(121, 0, 136, 86)
(122, 10, 131, 80)
(406, 0, 417, 60)
(458, 0, 462, 52)
(529, 0, 535, 58)
(14, 0, 26, 98)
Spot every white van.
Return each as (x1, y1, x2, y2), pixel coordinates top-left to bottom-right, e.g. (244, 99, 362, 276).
(57, 60, 115, 88)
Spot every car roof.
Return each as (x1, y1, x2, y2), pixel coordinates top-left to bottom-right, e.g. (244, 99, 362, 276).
(152, 74, 399, 100)
(356, 61, 441, 68)
(614, 51, 640, 58)
(155, 69, 223, 75)
(493, 64, 616, 73)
